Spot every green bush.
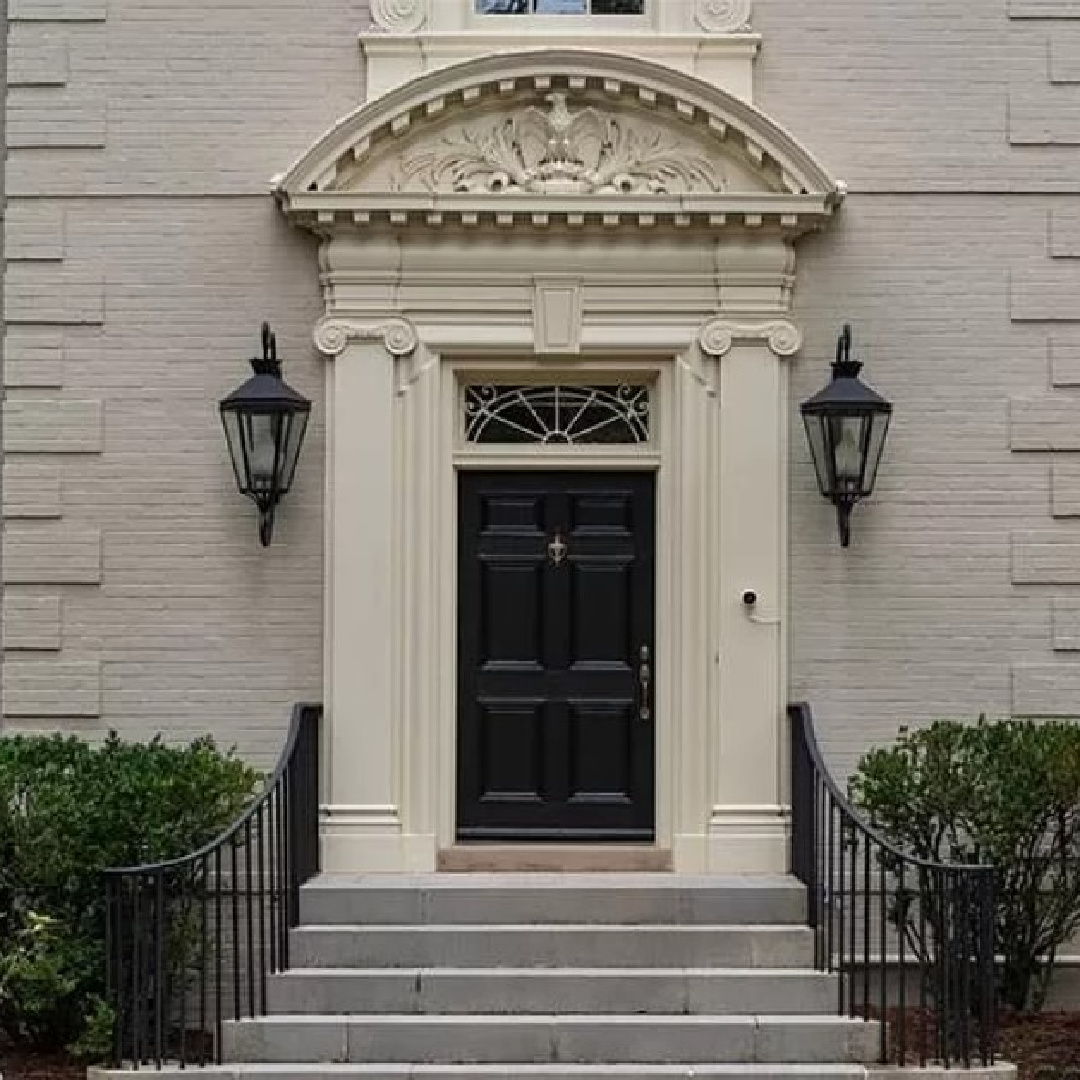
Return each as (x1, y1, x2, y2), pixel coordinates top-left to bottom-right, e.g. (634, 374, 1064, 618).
(0, 732, 260, 1055)
(851, 718, 1080, 1012)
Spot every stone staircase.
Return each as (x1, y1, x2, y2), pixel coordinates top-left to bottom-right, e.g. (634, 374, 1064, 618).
(215, 873, 879, 1079)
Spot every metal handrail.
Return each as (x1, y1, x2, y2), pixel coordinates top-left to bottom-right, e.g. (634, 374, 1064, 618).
(104, 702, 322, 1068)
(789, 702, 997, 1068)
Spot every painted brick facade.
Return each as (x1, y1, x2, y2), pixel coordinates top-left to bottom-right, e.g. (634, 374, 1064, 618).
(2, 2, 1078, 784)
(0, 0, 363, 760)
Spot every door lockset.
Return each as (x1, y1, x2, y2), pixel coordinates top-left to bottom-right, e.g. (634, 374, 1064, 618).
(638, 644, 652, 722)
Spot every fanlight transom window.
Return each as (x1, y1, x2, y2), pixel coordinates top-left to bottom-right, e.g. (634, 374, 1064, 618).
(464, 384, 650, 444)
(477, 0, 645, 14)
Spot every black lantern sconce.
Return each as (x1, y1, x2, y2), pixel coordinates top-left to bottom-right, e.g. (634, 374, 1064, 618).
(219, 324, 311, 547)
(800, 325, 892, 548)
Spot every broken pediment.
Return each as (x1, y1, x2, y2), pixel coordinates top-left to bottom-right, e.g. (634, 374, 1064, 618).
(277, 50, 844, 233)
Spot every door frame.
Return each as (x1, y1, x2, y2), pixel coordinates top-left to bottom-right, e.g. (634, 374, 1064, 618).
(455, 467, 659, 842)
(436, 358, 680, 857)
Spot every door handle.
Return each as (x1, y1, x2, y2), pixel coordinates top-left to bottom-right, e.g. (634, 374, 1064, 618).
(638, 644, 651, 722)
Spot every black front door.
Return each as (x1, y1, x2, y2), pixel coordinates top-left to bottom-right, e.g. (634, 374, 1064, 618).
(457, 471, 656, 841)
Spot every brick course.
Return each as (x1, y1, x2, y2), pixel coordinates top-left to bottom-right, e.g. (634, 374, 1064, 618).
(3, 0, 1079, 777)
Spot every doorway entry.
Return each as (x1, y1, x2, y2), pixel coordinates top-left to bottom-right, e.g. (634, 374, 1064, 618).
(456, 471, 656, 841)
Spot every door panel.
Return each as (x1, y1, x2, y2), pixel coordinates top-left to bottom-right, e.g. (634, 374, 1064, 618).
(457, 471, 655, 841)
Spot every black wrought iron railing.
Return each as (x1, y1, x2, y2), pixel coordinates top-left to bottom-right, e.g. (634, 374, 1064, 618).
(789, 702, 997, 1068)
(104, 702, 322, 1068)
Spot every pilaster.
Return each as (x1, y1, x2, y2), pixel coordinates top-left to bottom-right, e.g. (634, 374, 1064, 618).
(315, 315, 435, 872)
(696, 318, 800, 874)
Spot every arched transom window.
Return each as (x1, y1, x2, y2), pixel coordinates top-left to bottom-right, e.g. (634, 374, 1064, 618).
(464, 383, 651, 445)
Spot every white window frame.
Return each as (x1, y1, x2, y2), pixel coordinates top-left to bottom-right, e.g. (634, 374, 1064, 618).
(459, 378, 656, 450)
(468, 0, 652, 31)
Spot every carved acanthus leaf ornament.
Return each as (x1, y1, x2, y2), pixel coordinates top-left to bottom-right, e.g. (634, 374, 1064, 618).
(396, 93, 725, 196)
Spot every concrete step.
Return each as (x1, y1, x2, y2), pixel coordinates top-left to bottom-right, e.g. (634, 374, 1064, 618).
(265, 968, 839, 1015)
(299, 876, 807, 927)
(93, 1065, 874, 1080)
(289, 926, 814, 969)
(222, 1015, 880, 1065)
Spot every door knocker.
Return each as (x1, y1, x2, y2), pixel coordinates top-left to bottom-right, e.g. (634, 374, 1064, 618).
(547, 531, 568, 567)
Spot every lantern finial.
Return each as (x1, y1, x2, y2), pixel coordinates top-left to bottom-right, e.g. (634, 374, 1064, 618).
(252, 322, 282, 377)
(832, 323, 864, 381)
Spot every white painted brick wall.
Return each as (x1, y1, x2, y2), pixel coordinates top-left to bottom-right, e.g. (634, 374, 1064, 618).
(756, 2, 1080, 782)
(1, 0, 350, 758)
(4, 0, 1080, 783)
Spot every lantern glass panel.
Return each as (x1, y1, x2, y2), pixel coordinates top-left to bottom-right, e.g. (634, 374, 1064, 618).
(278, 410, 310, 492)
(221, 409, 249, 493)
(803, 414, 833, 498)
(830, 414, 870, 495)
(246, 413, 280, 495)
(862, 411, 891, 494)
(833, 416, 858, 485)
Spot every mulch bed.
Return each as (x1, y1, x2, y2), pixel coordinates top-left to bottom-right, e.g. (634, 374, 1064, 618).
(1000, 1011, 1080, 1080)
(3, 1014, 1080, 1078)
(0, 1050, 85, 1080)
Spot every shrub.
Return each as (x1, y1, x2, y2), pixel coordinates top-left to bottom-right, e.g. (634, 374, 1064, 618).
(0, 732, 260, 1055)
(851, 718, 1080, 1012)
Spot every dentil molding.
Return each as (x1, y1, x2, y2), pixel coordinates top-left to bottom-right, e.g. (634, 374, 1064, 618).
(698, 318, 802, 358)
(695, 0, 754, 33)
(370, 0, 427, 33)
(314, 316, 419, 358)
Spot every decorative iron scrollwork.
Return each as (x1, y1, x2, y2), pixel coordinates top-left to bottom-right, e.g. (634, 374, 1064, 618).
(464, 383, 650, 444)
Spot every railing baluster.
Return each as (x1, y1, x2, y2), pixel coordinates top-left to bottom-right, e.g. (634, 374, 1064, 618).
(277, 780, 289, 966)
(918, 866, 928, 1068)
(878, 846, 888, 1063)
(862, 834, 871, 1022)
(132, 874, 144, 1068)
(848, 824, 857, 1020)
(268, 790, 279, 975)
(215, 844, 223, 1063)
(232, 834, 242, 1023)
(837, 812, 846, 1013)
(816, 775, 827, 968)
(941, 868, 950, 1062)
(179, 869, 189, 1067)
(981, 869, 996, 1066)
(246, 817, 256, 1018)
(257, 802, 268, 1014)
(199, 855, 209, 1067)
(104, 874, 117, 1066)
(283, 768, 294, 935)
(959, 868, 972, 1067)
(897, 862, 906, 1065)
(826, 795, 836, 973)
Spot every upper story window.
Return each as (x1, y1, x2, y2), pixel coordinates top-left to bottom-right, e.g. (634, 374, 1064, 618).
(477, 1, 645, 13)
